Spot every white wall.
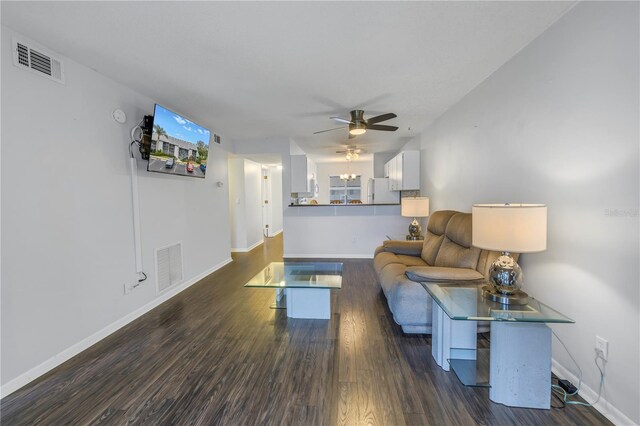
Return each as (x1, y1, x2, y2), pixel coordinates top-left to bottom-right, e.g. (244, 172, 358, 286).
(418, 3, 639, 424)
(228, 157, 246, 249)
(373, 151, 396, 178)
(315, 160, 373, 204)
(270, 166, 283, 234)
(228, 158, 263, 251)
(243, 160, 263, 248)
(1, 26, 232, 392)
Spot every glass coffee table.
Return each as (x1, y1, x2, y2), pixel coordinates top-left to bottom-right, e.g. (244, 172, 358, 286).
(422, 282, 574, 409)
(244, 262, 343, 319)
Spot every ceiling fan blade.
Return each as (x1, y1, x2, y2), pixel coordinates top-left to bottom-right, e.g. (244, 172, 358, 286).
(366, 113, 397, 125)
(313, 127, 346, 134)
(330, 117, 354, 125)
(367, 124, 399, 131)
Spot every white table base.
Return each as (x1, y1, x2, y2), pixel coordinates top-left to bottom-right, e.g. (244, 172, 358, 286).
(489, 321, 551, 409)
(431, 303, 552, 409)
(274, 288, 331, 319)
(432, 303, 477, 371)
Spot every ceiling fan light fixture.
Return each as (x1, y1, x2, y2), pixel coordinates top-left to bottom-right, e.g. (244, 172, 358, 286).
(349, 113, 367, 136)
(349, 126, 366, 136)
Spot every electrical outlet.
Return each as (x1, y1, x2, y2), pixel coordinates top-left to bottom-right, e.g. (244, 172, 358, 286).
(595, 336, 608, 360)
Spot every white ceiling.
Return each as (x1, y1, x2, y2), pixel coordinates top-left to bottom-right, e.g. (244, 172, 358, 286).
(2, 1, 574, 161)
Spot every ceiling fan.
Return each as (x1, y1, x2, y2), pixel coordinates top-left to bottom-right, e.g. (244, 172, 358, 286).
(336, 146, 364, 160)
(314, 109, 398, 139)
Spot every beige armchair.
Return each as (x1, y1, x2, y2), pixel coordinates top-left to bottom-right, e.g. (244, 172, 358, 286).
(373, 210, 515, 334)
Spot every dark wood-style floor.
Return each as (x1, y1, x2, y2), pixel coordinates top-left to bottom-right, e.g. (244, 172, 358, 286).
(2, 234, 609, 425)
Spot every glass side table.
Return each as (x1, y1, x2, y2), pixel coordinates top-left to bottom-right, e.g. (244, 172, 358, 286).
(422, 282, 574, 409)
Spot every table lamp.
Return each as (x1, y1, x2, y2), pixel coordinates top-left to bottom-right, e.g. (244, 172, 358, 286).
(472, 203, 547, 305)
(401, 197, 429, 240)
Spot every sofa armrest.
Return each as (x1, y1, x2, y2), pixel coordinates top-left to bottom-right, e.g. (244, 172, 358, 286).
(379, 240, 423, 256)
(405, 266, 485, 283)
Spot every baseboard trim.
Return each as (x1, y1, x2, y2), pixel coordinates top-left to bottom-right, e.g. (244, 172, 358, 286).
(0, 257, 233, 399)
(271, 229, 283, 237)
(231, 239, 264, 253)
(552, 358, 636, 426)
(283, 253, 373, 259)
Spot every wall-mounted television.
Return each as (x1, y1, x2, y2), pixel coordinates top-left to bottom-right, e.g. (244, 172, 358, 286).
(147, 104, 210, 178)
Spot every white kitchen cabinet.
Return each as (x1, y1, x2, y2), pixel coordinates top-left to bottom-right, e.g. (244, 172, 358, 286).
(385, 150, 420, 191)
(388, 158, 395, 190)
(290, 154, 318, 194)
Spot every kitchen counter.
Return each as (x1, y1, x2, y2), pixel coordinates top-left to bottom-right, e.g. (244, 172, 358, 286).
(289, 203, 400, 207)
(283, 203, 408, 258)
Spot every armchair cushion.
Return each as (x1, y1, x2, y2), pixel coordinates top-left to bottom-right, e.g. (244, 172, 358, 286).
(420, 210, 457, 265)
(434, 239, 481, 269)
(381, 240, 423, 256)
(420, 232, 444, 266)
(405, 266, 485, 283)
(374, 251, 426, 275)
(433, 213, 481, 269)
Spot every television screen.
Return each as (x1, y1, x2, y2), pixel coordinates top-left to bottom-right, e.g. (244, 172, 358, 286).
(147, 104, 210, 178)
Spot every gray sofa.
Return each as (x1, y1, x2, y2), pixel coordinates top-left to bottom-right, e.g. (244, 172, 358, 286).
(374, 210, 507, 334)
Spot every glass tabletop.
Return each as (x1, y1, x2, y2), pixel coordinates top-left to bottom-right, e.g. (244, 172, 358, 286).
(422, 282, 574, 323)
(244, 262, 343, 289)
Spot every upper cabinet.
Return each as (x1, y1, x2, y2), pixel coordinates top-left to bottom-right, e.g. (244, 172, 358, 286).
(386, 150, 420, 191)
(290, 154, 318, 194)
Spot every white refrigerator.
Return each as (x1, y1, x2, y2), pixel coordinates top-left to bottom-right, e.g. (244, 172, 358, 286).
(367, 178, 400, 204)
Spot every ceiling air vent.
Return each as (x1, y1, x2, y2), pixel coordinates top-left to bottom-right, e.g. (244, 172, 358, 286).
(12, 37, 65, 84)
(155, 242, 184, 294)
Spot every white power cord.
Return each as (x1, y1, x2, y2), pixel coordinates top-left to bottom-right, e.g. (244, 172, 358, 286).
(129, 120, 144, 158)
(551, 329, 606, 407)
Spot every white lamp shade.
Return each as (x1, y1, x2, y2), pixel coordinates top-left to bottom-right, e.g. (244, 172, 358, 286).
(472, 204, 547, 253)
(401, 197, 430, 218)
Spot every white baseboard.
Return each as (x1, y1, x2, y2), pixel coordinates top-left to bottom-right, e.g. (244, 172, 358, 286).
(283, 253, 373, 259)
(0, 257, 233, 399)
(231, 239, 264, 253)
(552, 358, 636, 426)
(271, 229, 283, 237)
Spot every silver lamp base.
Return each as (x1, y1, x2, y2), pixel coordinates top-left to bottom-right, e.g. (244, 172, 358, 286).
(482, 251, 529, 305)
(482, 285, 529, 305)
(406, 217, 423, 240)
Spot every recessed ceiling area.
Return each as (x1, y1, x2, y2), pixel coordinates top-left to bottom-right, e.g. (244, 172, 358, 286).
(1, 1, 575, 160)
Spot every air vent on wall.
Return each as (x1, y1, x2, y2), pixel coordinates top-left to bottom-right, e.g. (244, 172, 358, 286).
(12, 37, 65, 84)
(155, 242, 184, 293)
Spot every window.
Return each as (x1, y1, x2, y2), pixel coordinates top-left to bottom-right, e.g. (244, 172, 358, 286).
(329, 175, 362, 204)
(163, 143, 175, 156)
